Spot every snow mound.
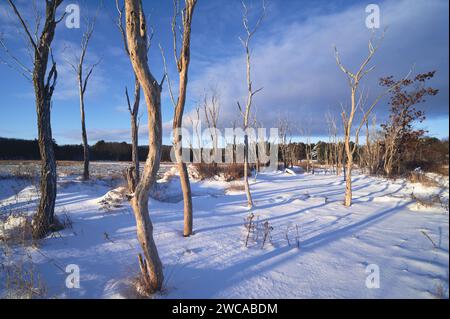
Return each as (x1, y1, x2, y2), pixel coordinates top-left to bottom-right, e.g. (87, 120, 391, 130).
(0, 215, 31, 241)
(425, 172, 449, 188)
(373, 195, 408, 203)
(98, 187, 128, 210)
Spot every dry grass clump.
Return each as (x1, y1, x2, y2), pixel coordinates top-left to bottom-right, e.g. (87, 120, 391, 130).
(411, 192, 445, 209)
(408, 171, 439, 188)
(0, 242, 47, 299)
(0, 214, 33, 245)
(192, 163, 248, 181)
(0, 163, 39, 184)
(0, 256, 47, 299)
(226, 182, 245, 193)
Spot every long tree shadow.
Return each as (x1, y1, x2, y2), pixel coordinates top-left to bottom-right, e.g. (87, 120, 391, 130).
(300, 201, 411, 252)
(166, 201, 412, 298)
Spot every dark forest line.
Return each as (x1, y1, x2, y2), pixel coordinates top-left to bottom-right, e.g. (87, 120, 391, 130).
(0, 137, 173, 162)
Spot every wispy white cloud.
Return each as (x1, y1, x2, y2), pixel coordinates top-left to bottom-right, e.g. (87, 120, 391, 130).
(187, 0, 449, 135)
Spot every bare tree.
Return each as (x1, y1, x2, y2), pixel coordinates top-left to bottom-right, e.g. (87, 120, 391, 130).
(116, 0, 152, 192)
(203, 89, 221, 162)
(4, 0, 65, 239)
(66, 15, 100, 181)
(237, 0, 266, 208)
(326, 113, 339, 175)
(162, 0, 197, 237)
(278, 116, 290, 169)
(334, 32, 409, 206)
(188, 105, 201, 162)
(300, 126, 313, 174)
(125, 0, 165, 293)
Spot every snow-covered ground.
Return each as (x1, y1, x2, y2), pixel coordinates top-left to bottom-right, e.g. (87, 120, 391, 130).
(0, 163, 448, 299)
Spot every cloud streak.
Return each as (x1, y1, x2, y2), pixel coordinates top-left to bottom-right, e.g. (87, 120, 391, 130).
(187, 0, 449, 135)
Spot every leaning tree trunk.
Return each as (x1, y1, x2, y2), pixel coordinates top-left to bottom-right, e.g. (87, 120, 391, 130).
(125, 0, 163, 293)
(29, 0, 63, 239)
(172, 0, 196, 237)
(174, 113, 193, 237)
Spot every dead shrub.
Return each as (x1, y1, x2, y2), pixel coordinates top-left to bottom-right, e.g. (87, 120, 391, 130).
(0, 254, 47, 299)
(408, 171, 439, 188)
(227, 182, 245, 193)
(191, 163, 217, 180)
(99, 187, 128, 211)
(0, 164, 40, 187)
(192, 163, 248, 181)
(222, 163, 247, 181)
(411, 192, 444, 209)
(0, 214, 33, 245)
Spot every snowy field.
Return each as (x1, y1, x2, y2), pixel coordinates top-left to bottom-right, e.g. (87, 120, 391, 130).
(0, 162, 448, 299)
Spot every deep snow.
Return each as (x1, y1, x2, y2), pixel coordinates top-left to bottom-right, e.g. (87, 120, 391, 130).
(0, 164, 448, 299)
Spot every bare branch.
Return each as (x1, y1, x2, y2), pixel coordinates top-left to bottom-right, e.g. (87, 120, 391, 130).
(82, 58, 101, 94)
(115, 0, 130, 55)
(0, 35, 32, 80)
(172, 0, 180, 70)
(159, 43, 177, 107)
(125, 86, 132, 114)
(6, 0, 38, 52)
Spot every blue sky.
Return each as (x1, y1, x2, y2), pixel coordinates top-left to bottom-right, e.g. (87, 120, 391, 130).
(0, 0, 448, 145)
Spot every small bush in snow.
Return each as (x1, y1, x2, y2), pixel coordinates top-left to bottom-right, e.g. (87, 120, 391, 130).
(191, 163, 249, 182)
(0, 215, 33, 244)
(408, 171, 439, 188)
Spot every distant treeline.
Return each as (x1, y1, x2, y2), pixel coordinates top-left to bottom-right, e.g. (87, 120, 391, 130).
(0, 137, 174, 162)
(1, 137, 448, 173)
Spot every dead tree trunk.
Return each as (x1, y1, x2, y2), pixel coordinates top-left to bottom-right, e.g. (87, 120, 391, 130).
(125, 0, 164, 293)
(6, 0, 64, 239)
(167, 0, 197, 237)
(125, 77, 141, 191)
(335, 33, 392, 207)
(74, 21, 97, 181)
(203, 92, 220, 166)
(116, 1, 141, 192)
(237, 0, 266, 208)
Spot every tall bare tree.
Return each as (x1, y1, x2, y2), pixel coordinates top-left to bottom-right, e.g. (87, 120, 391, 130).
(334, 33, 409, 206)
(335, 39, 378, 206)
(66, 15, 99, 181)
(162, 0, 197, 237)
(237, 0, 266, 208)
(278, 116, 290, 169)
(188, 105, 202, 163)
(326, 113, 339, 175)
(203, 90, 221, 162)
(116, 0, 152, 192)
(125, 0, 165, 294)
(4, 0, 65, 239)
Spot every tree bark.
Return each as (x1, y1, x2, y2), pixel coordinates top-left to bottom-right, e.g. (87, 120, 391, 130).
(344, 143, 353, 207)
(125, 0, 163, 293)
(78, 81, 90, 180)
(72, 17, 96, 181)
(129, 76, 141, 191)
(8, 0, 65, 239)
(116, 0, 141, 192)
(172, 0, 197, 237)
(243, 133, 253, 207)
(343, 88, 356, 207)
